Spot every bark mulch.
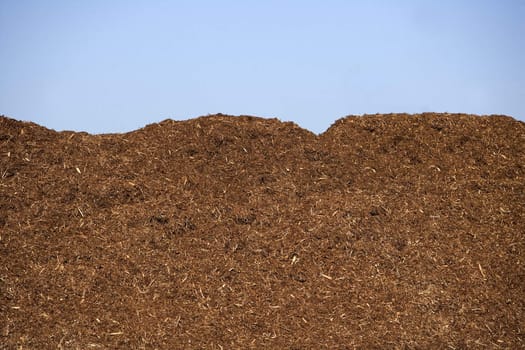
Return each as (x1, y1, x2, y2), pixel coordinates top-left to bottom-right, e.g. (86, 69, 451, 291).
(1, 113, 524, 349)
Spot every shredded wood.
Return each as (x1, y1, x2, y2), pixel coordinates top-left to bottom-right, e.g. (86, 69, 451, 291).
(0, 113, 524, 348)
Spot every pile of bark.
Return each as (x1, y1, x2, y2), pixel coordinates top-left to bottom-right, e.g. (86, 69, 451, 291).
(1, 113, 524, 348)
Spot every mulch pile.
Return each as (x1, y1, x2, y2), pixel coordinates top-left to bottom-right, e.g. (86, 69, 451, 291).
(1, 113, 524, 349)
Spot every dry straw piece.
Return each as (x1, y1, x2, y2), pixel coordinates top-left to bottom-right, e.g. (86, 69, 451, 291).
(0, 113, 524, 348)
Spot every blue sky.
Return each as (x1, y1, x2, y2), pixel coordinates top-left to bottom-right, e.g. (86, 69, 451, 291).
(1, 0, 524, 134)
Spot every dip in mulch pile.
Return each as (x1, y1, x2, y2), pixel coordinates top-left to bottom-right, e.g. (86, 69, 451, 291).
(1, 113, 524, 349)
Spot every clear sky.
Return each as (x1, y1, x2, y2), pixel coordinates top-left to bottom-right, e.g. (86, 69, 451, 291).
(1, 0, 524, 134)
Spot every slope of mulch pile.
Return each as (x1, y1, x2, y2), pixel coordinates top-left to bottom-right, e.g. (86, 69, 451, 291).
(1, 113, 524, 349)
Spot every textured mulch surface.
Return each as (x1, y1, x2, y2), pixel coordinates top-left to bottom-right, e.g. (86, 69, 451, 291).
(1, 113, 524, 349)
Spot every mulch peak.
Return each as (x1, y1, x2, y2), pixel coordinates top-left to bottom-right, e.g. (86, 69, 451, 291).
(1, 113, 524, 348)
